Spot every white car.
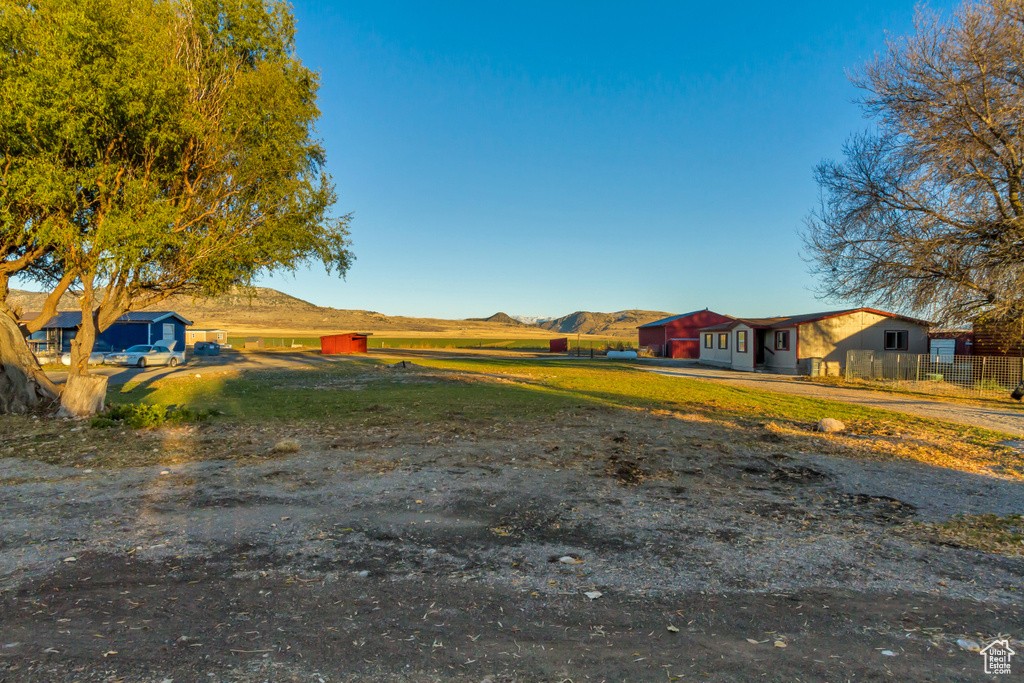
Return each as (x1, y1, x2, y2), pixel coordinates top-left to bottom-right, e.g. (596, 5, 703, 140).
(105, 342, 185, 368)
(60, 341, 113, 366)
(60, 351, 108, 366)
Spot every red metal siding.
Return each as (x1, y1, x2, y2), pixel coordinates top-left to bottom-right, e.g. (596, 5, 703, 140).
(321, 333, 368, 354)
(638, 326, 666, 353)
(640, 311, 733, 358)
(549, 338, 569, 353)
(668, 339, 699, 359)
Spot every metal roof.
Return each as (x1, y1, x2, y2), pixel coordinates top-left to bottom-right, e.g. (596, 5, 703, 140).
(699, 321, 739, 332)
(638, 310, 729, 328)
(697, 308, 931, 332)
(25, 311, 194, 328)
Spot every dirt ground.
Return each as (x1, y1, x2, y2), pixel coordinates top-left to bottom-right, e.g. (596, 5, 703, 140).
(645, 364, 1024, 437)
(2, 403, 1023, 682)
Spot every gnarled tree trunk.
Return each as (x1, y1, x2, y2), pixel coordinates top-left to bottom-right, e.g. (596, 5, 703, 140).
(59, 288, 106, 417)
(57, 374, 107, 418)
(0, 307, 60, 414)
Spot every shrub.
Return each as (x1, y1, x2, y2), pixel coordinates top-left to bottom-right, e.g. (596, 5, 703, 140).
(90, 403, 216, 429)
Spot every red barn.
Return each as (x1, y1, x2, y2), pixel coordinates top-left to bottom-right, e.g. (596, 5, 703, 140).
(320, 333, 368, 354)
(638, 310, 733, 358)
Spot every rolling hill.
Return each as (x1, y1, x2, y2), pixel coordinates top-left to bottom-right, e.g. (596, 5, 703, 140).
(465, 312, 525, 326)
(536, 309, 674, 336)
(6, 287, 672, 338)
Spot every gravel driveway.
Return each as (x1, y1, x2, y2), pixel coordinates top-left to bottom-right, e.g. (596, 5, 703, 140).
(644, 364, 1024, 436)
(2, 408, 1022, 681)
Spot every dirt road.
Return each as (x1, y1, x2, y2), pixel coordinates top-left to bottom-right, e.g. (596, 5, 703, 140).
(645, 364, 1024, 436)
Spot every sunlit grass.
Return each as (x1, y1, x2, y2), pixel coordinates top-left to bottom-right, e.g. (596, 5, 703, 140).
(226, 336, 636, 350)
(7, 355, 1018, 474)
(112, 357, 1010, 443)
(913, 514, 1024, 555)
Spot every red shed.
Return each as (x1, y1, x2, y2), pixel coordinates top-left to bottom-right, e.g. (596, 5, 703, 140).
(320, 333, 369, 354)
(549, 337, 569, 353)
(638, 309, 733, 358)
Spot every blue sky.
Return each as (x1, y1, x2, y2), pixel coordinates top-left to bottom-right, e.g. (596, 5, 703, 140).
(263, 2, 954, 318)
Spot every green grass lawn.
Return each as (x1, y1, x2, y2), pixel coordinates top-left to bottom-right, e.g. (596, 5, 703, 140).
(7, 355, 1018, 474)
(226, 336, 636, 351)
(366, 337, 636, 351)
(227, 336, 321, 348)
(113, 356, 1008, 445)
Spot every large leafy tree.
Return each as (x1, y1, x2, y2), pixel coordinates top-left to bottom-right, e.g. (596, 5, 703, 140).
(0, 0, 352, 413)
(805, 0, 1024, 328)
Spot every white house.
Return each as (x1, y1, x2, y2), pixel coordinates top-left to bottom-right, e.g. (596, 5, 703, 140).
(698, 308, 930, 374)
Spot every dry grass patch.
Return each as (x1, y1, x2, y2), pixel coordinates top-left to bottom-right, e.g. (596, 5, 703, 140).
(911, 514, 1024, 556)
(749, 418, 1024, 478)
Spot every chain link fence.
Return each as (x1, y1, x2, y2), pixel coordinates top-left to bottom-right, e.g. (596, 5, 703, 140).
(845, 349, 1024, 400)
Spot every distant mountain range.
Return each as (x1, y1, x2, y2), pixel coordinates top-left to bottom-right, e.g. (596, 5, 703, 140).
(534, 309, 674, 336)
(7, 287, 673, 338)
(509, 314, 556, 324)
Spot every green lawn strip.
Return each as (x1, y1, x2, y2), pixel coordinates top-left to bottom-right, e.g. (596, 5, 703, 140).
(11, 355, 1012, 473)
(112, 359, 575, 425)
(113, 356, 1012, 446)
(367, 337, 636, 350)
(411, 358, 1013, 444)
(227, 336, 321, 348)
(224, 336, 637, 351)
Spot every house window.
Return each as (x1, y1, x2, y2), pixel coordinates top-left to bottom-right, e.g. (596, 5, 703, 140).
(737, 330, 747, 353)
(217, 332, 224, 339)
(718, 333, 729, 349)
(884, 330, 908, 350)
(704, 334, 713, 349)
(775, 330, 790, 351)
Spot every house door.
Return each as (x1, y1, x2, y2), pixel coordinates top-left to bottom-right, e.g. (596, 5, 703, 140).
(755, 330, 766, 365)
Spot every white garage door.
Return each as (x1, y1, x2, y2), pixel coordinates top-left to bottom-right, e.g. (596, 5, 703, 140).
(929, 338, 955, 362)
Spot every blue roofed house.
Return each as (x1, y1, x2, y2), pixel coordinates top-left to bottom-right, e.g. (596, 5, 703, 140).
(24, 311, 193, 357)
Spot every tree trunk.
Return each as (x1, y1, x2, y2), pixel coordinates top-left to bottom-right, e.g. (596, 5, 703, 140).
(0, 307, 60, 414)
(68, 308, 98, 377)
(57, 374, 107, 419)
(60, 297, 107, 416)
